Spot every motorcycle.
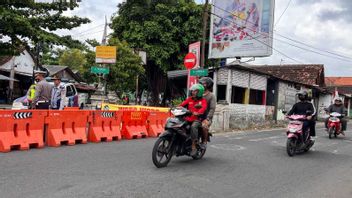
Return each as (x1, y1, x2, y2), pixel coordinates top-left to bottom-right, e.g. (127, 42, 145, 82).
(286, 115, 314, 157)
(152, 107, 210, 168)
(327, 112, 343, 139)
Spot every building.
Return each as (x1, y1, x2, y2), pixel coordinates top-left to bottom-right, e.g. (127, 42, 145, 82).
(0, 49, 36, 103)
(210, 63, 327, 132)
(320, 77, 352, 118)
(43, 65, 96, 94)
(167, 63, 328, 132)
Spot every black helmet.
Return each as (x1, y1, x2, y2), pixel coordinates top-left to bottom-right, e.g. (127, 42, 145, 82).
(199, 77, 214, 90)
(297, 90, 308, 101)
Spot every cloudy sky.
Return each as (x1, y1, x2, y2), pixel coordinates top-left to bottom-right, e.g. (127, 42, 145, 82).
(57, 0, 352, 77)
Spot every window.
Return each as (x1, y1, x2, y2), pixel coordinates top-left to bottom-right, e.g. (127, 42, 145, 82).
(70, 85, 77, 95)
(66, 85, 74, 97)
(217, 85, 226, 102)
(249, 89, 265, 105)
(231, 86, 246, 104)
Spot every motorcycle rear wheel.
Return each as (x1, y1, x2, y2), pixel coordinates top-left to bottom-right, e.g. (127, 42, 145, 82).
(152, 137, 173, 168)
(286, 138, 296, 157)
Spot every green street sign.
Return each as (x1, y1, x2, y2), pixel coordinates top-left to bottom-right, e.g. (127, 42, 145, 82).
(190, 69, 208, 76)
(91, 66, 110, 74)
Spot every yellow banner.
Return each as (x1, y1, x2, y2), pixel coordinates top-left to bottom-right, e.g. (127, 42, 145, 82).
(96, 46, 117, 59)
(101, 103, 170, 112)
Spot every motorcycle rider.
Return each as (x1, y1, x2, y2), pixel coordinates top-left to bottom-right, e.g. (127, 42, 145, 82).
(287, 90, 316, 139)
(325, 97, 347, 136)
(199, 77, 216, 148)
(180, 84, 208, 157)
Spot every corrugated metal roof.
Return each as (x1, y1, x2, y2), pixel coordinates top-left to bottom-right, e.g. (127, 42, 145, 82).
(43, 65, 68, 75)
(167, 70, 188, 78)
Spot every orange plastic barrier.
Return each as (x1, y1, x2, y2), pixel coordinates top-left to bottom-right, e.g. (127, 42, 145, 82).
(121, 111, 149, 139)
(0, 110, 46, 152)
(147, 112, 169, 137)
(45, 110, 90, 147)
(88, 111, 122, 142)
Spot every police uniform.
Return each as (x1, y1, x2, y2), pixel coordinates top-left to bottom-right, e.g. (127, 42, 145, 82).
(32, 71, 53, 109)
(50, 75, 66, 110)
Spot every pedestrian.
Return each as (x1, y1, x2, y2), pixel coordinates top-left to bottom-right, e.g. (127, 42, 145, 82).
(32, 70, 53, 109)
(50, 75, 66, 110)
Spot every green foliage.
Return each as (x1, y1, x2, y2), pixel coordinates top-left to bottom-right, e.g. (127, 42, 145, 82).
(111, 0, 203, 72)
(85, 39, 100, 48)
(0, 0, 90, 56)
(106, 38, 145, 93)
(59, 48, 87, 72)
(110, 0, 209, 104)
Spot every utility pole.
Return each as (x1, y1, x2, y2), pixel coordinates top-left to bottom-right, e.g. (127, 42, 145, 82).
(8, 57, 16, 103)
(200, 0, 209, 68)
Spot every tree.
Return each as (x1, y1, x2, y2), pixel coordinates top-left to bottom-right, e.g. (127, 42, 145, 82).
(110, 0, 206, 105)
(0, 1, 90, 56)
(107, 38, 145, 94)
(59, 48, 87, 72)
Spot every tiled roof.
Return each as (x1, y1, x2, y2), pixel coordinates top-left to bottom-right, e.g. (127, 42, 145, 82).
(248, 64, 325, 86)
(325, 77, 352, 86)
(326, 86, 352, 95)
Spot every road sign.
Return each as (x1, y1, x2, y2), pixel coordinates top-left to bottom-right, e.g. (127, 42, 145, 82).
(189, 42, 200, 68)
(91, 66, 110, 74)
(96, 46, 117, 64)
(184, 53, 197, 69)
(190, 69, 208, 77)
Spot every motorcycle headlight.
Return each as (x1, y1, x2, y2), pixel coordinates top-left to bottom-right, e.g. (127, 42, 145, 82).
(289, 128, 297, 133)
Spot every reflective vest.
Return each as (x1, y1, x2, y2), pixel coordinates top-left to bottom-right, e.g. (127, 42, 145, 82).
(28, 84, 36, 101)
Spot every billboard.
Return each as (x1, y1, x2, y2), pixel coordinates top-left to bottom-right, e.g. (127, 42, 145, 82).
(209, 0, 275, 58)
(187, 42, 201, 96)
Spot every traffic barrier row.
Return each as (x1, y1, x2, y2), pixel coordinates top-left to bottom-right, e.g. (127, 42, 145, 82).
(0, 109, 171, 152)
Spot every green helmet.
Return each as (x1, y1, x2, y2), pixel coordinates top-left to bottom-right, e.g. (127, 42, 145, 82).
(189, 83, 205, 98)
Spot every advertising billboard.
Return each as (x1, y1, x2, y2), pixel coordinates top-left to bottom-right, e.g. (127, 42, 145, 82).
(209, 0, 275, 58)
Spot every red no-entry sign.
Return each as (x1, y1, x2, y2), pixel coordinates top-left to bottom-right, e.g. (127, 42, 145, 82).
(184, 53, 197, 69)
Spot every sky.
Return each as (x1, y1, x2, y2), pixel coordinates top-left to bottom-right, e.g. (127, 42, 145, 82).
(54, 0, 352, 77)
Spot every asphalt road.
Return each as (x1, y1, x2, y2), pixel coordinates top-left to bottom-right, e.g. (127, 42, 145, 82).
(1, 124, 352, 198)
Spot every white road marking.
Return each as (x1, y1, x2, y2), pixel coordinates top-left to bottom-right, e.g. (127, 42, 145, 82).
(248, 136, 282, 142)
(210, 144, 246, 151)
(228, 137, 244, 140)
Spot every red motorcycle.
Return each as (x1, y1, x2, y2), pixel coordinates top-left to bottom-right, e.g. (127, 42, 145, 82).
(327, 112, 343, 139)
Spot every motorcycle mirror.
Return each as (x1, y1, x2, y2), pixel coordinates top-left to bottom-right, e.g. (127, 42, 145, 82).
(282, 110, 287, 114)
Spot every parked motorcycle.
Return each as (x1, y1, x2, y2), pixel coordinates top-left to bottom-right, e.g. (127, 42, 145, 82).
(286, 115, 314, 157)
(152, 107, 210, 168)
(327, 112, 343, 139)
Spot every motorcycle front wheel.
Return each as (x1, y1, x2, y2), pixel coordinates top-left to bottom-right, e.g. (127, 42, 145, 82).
(328, 127, 334, 139)
(152, 136, 173, 168)
(192, 146, 206, 160)
(286, 138, 296, 157)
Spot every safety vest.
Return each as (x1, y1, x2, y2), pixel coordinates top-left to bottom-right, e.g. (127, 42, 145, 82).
(28, 84, 36, 101)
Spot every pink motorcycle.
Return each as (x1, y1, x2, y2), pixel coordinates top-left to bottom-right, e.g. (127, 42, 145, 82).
(286, 115, 315, 157)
